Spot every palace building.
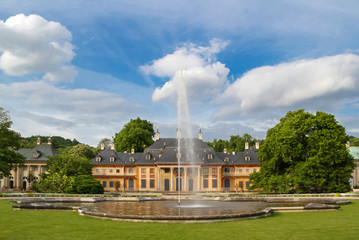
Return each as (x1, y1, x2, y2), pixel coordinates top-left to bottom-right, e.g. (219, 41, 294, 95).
(0, 137, 58, 190)
(92, 129, 260, 192)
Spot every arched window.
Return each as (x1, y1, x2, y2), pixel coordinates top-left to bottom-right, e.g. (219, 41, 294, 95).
(224, 157, 229, 162)
(109, 157, 115, 162)
(208, 153, 213, 160)
(145, 153, 151, 160)
(129, 157, 135, 162)
(96, 157, 102, 162)
(244, 156, 251, 162)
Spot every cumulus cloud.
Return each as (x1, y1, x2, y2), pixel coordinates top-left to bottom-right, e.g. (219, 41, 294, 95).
(141, 39, 230, 103)
(215, 54, 359, 119)
(0, 14, 77, 82)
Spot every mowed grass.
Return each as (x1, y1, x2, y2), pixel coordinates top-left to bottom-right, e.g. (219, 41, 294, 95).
(1, 200, 359, 240)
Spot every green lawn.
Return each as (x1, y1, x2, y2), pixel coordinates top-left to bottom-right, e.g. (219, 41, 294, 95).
(1, 200, 359, 240)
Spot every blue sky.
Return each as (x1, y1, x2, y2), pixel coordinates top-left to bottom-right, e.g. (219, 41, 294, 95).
(1, 0, 359, 146)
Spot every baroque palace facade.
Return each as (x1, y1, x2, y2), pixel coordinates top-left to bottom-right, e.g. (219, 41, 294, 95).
(0, 138, 58, 190)
(92, 130, 260, 192)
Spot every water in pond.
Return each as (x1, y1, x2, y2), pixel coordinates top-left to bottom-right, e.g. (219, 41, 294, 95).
(86, 200, 296, 217)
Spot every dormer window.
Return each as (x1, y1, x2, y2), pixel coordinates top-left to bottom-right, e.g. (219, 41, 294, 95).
(208, 153, 213, 160)
(224, 157, 229, 162)
(176, 153, 182, 159)
(145, 153, 151, 160)
(96, 157, 102, 162)
(109, 157, 115, 162)
(129, 157, 135, 162)
(244, 156, 251, 162)
(33, 152, 40, 159)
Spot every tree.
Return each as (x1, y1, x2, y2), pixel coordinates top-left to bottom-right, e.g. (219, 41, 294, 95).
(206, 134, 259, 152)
(114, 117, 155, 152)
(63, 144, 98, 159)
(250, 109, 355, 193)
(349, 136, 359, 147)
(97, 138, 113, 150)
(0, 107, 25, 177)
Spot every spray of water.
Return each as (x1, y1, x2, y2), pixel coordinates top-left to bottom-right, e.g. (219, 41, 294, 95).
(176, 71, 196, 206)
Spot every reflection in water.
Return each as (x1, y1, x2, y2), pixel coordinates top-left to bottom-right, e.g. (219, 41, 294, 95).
(90, 200, 271, 217)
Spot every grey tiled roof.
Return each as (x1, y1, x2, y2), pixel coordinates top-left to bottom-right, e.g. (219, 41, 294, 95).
(16, 143, 58, 161)
(93, 138, 260, 166)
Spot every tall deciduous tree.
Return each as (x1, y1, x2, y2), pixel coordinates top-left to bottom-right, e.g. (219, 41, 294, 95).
(114, 117, 155, 152)
(250, 109, 355, 193)
(0, 107, 25, 177)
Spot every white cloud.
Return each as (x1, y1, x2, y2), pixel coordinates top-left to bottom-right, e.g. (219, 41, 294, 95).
(141, 39, 230, 103)
(0, 14, 77, 82)
(0, 80, 145, 145)
(215, 54, 359, 119)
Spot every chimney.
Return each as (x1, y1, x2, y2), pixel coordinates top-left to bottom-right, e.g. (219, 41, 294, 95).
(100, 143, 105, 150)
(131, 147, 135, 154)
(223, 148, 227, 154)
(346, 141, 350, 148)
(37, 137, 41, 145)
(255, 142, 260, 149)
(110, 143, 115, 150)
(198, 127, 203, 141)
(47, 137, 52, 145)
(232, 151, 235, 155)
(156, 128, 160, 141)
(245, 142, 249, 150)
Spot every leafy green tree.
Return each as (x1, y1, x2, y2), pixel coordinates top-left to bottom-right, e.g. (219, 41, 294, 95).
(70, 175, 104, 194)
(46, 154, 93, 177)
(250, 109, 355, 193)
(21, 135, 81, 149)
(97, 138, 113, 150)
(349, 136, 359, 147)
(63, 144, 98, 159)
(114, 117, 155, 152)
(206, 134, 259, 152)
(0, 107, 25, 177)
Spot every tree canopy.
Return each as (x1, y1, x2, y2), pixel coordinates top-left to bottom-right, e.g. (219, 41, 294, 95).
(33, 145, 103, 194)
(21, 135, 80, 149)
(206, 134, 261, 152)
(114, 117, 155, 152)
(249, 109, 355, 193)
(0, 107, 25, 177)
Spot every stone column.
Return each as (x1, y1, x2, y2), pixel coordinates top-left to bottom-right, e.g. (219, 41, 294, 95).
(197, 167, 201, 191)
(184, 167, 187, 191)
(170, 167, 174, 191)
(157, 166, 161, 191)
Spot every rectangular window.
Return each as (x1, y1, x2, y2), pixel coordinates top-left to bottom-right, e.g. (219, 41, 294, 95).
(224, 168, 230, 173)
(102, 181, 107, 188)
(253, 168, 257, 173)
(141, 168, 146, 173)
(150, 168, 155, 173)
(245, 181, 250, 188)
(23, 166, 28, 171)
(164, 168, 170, 173)
(246, 169, 250, 173)
(238, 169, 243, 173)
(109, 169, 113, 174)
(109, 181, 114, 188)
(32, 166, 38, 171)
(141, 179, 146, 188)
(95, 169, 100, 174)
(203, 179, 208, 188)
(212, 179, 217, 188)
(203, 168, 208, 173)
(116, 169, 120, 173)
(102, 169, 106, 174)
(128, 168, 134, 173)
(150, 180, 155, 188)
(212, 168, 217, 173)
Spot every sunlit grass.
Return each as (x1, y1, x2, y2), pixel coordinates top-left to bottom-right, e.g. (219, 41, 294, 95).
(1, 200, 359, 240)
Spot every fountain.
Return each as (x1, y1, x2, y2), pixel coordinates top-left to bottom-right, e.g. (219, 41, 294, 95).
(9, 71, 346, 222)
